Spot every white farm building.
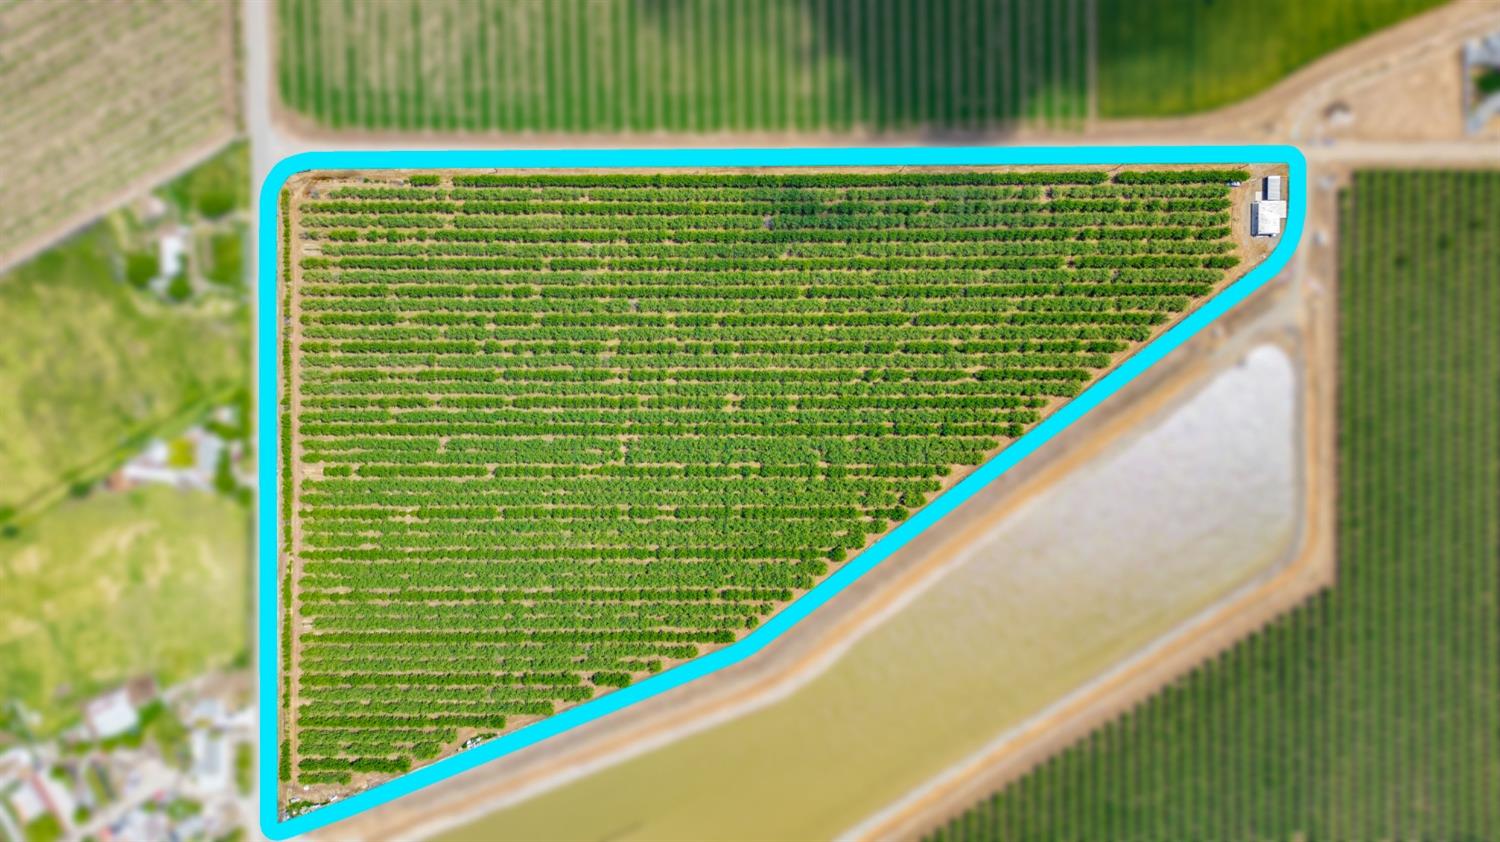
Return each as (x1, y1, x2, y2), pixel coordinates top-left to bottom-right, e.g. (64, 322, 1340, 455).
(1252, 176, 1288, 237)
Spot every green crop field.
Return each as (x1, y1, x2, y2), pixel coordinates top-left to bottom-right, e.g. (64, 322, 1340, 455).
(0, 144, 251, 520)
(275, 0, 1090, 133)
(1095, 0, 1445, 117)
(929, 170, 1500, 840)
(277, 166, 1254, 797)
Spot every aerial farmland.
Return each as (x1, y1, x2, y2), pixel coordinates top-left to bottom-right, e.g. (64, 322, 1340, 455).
(1, 0, 1497, 840)
(274, 0, 1091, 134)
(273, 164, 1283, 809)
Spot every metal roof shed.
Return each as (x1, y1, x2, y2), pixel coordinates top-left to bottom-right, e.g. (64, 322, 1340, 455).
(1253, 200, 1287, 237)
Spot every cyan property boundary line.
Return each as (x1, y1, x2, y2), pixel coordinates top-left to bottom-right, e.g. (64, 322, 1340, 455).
(258, 145, 1307, 838)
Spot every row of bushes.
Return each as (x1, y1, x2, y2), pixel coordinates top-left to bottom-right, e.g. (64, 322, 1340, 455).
(446, 171, 1115, 187)
(318, 237, 1234, 258)
(319, 223, 1230, 244)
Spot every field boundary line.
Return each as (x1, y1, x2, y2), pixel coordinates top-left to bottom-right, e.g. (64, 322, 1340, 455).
(256, 144, 1307, 840)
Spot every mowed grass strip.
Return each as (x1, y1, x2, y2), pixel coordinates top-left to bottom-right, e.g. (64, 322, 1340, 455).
(928, 170, 1500, 841)
(280, 167, 1248, 795)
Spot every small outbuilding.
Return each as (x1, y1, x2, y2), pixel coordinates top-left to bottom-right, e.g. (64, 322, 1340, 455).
(84, 688, 138, 740)
(1251, 176, 1288, 237)
(1252, 201, 1287, 237)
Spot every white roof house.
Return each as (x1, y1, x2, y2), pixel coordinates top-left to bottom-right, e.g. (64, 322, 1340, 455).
(37, 774, 75, 826)
(1253, 200, 1288, 237)
(8, 773, 75, 827)
(190, 729, 231, 793)
(84, 688, 138, 740)
(157, 231, 187, 279)
(7, 778, 47, 824)
(1251, 175, 1289, 238)
(116, 807, 170, 842)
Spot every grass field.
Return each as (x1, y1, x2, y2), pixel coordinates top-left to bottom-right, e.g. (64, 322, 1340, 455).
(0, 0, 238, 268)
(0, 485, 249, 735)
(278, 166, 1252, 800)
(929, 169, 1500, 840)
(0, 145, 250, 518)
(1095, 0, 1446, 117)
(275, 0, 1091, 133)
(0, 142, 253, 738)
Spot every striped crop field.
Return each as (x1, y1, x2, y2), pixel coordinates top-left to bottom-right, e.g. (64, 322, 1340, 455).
(928, 170, 1500, 840)
(275, 0, 1444, 133)
(274, 0, 1093, 134)
(275, 166, 1259, 806)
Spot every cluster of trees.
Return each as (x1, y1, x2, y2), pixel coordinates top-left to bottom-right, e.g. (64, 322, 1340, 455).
(440, 185, 1049, 203)
(1054, 184, 1230, 199)
(306, 210, 1231, 233)
(284, 168, 1244, 786)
